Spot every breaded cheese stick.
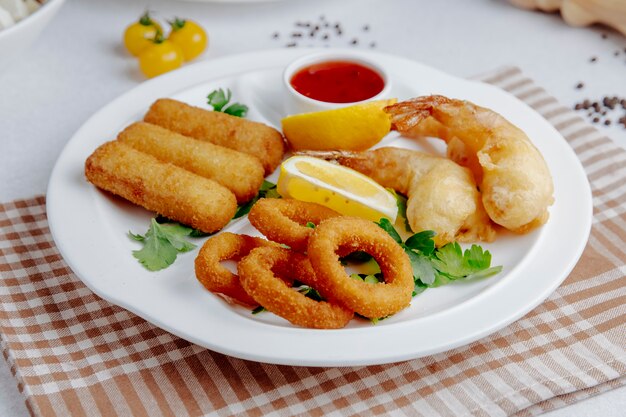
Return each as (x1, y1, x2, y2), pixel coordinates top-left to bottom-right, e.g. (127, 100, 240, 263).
(118, 122, 264, 203)
(85, 141, 237, 233)
(144, 98, 285, 175)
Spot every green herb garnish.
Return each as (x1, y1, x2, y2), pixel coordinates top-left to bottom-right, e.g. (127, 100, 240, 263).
(297, 286, 323, 301)
(207, 88, 249, 117)
(251, 306, 266, 315)
(129, 218, 196, 271)
(375, 219, 502, 294)
(234, 180, 281, 219)
(388, 189, 411, 232)
(350, 273, 383, 284)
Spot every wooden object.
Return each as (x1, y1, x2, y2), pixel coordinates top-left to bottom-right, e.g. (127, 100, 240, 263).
(510, 0, 626, 35)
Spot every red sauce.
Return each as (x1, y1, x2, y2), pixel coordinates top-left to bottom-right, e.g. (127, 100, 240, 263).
(290, 60, 385, 103)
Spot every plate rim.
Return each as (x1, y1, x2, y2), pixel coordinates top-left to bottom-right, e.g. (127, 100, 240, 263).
(46, 48, 593, 366)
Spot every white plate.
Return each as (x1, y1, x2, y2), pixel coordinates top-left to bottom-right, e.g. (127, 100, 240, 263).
(47, 48, 592, 367)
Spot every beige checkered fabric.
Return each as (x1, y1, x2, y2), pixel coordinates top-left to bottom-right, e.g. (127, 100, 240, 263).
(1, 68, 625, 417)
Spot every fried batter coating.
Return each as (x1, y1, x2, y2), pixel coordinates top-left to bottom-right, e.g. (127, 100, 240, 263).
(328, 147, 495, 247)
(144, 98, 285, 175)
(248, 198, 341, 252)
(194, 233, 279, 306)
(386, 96, 554, 233)
(85, 141, 236, 233)
(118, 122, 264, 203)
(307, 217, 414, 319)
(238, 247, 354, 329)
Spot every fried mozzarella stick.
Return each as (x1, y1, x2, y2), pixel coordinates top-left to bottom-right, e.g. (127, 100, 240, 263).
(144, 98, 285, 175)
(85, 141, 237, 233)
(117, 122, 264, 203)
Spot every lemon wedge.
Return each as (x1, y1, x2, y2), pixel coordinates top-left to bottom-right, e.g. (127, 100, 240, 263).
(281, 99, 397, 151)
(277, 156, 398, 223)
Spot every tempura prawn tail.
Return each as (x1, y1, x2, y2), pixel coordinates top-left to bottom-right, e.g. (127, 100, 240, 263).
(385, 96, 555, 234)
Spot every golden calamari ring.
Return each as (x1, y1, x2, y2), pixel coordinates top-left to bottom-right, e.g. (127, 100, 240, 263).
(248, 198, 341, 252)
(238, 246, 354, 329)
(194, 232, 278, 306)
(307, 217, 414, 319)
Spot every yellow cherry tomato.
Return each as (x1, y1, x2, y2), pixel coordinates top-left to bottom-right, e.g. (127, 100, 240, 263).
(168, 18, 208, 61)
(124, 12, 163, 57)
(138, 40, 184, 78)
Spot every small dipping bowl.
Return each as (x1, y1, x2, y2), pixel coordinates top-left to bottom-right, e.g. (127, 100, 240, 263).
(283, 51, 392, 115)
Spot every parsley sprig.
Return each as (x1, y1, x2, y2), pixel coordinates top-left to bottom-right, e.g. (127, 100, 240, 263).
(207, 88, 249, 117)
(233, 180, 281, 219)
(376, 219, 502, 295)
(388, 189, 411, 232)
(129, 218, 197, 271)
(130, 181, 281, 271)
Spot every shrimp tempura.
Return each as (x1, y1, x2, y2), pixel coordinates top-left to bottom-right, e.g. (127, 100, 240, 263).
(386, 96, 554, 233)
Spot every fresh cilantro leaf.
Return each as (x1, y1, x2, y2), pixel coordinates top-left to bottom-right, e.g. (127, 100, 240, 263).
(464, 244, 493, 270)
(362, 257, 381, 274)
(233, 180, 281, 219)
(432, 242, 466, 277)
(388, 189, 411, 232)
(264, 187, 281, 199)
(207, 88, 248, 117)
(128, 231, 145, 242)
(349, 273, 382, 285)
(251, 306, 266, 315)
(207, 88, 230, 112)
(154, 215, 208, 238)
(464, 266, 503, 281)
(430, 272, 452, 287)
(133, 235, 179, 271)
(376, 220, 502, 293)
(157, 222, 197, 252)
(376, 218, 402, 244)
(431, 243, 500, 281)
(404, 247, 436, 286)
(298, 286, 324, 301)
(129, 218, 196, 271)
(405, 230, 436, 256)
(413, 280, 428, 297)
(224, 103, 249, 118)
(370, 315, 389, 325)
(363, 275, 380, 284)
(260, 179, 279, 192)
(305, 222, 316, 229)
(233, 200, 256, 219)
(189, 229, 211, 238)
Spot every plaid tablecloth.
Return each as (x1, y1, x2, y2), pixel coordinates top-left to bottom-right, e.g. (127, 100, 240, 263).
(0, 67, 624, 417)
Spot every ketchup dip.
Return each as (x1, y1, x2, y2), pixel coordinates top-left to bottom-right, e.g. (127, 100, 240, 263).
(289, 60, 385, 104)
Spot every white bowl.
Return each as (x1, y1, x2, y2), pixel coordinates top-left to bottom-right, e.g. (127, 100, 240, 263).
(282, 51, 392, 115)
(0, 0, 66, 72)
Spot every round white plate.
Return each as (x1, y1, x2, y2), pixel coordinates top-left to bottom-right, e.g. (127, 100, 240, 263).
(47, 48, 592, 367)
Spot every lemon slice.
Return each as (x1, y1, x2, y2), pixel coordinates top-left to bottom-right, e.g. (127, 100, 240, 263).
(277, 156, 398, 223)
(281, 99, 397, 151)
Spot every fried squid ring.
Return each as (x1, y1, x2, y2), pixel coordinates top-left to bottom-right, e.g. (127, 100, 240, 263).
(238, 246, 354, 329)
(307, 217, 414, 318)
(194, 232, 278, 306)
(248, 198, 341, 252)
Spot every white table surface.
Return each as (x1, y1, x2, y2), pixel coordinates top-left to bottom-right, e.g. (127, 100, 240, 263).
(1, 0, 624, 415)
